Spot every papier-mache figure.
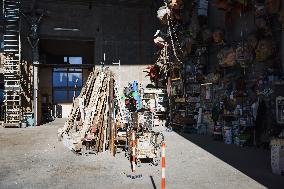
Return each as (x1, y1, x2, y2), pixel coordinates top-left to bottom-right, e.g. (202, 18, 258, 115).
(217, 47, 236, 67)
(255, 38, 275, 62)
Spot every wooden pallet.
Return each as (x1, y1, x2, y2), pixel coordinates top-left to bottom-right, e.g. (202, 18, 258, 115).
(3, 123, 20, 128)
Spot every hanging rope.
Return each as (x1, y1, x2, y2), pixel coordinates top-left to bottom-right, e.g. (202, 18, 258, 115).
(167, 12, 184, 65)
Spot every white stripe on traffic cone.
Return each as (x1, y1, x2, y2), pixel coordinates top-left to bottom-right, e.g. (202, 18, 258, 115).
(131, 131, 136, 172)
(162, 142, 166, 189)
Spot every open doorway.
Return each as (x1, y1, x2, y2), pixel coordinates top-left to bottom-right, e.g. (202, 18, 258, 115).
(39, 39, 94, 120)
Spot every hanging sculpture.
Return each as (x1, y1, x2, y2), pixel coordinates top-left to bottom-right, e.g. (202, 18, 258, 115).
(144, 65, 161, 83)
(246, 34, 258, 51)
(215, 0, 251, 25)
(157, 6, 171, 25)
(206, 71, 221, 84)
(255, 1, 266, 17)
(181, 37, 192, 57)
(264, 0, 280, 14)
(255, 17, 272, 36)
(212, 30, 225, 44)
(169, 0, 184, 10)
(201, 28, 212, 43)
(217, 47, 236, 67)
(255, 38, 275, 62)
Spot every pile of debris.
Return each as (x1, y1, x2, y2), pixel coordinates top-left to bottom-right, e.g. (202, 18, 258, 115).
(57, 68, 127, 155)
(57, 68, 165, 169)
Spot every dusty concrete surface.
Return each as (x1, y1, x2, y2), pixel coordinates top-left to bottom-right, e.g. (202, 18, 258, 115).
(0, 118, 278, 189)
(179, 132, 284, 189)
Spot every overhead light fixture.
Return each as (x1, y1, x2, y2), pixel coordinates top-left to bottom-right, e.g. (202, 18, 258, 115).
(53, 27, 80, 32)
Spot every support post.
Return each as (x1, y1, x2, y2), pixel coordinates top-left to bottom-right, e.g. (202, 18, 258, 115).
(33, 64, 38, 126)
(109, 77, 115, 156)
(281, 0, 284, 75)
(131, 130, 136, 172)
(162, 142, 166, 189)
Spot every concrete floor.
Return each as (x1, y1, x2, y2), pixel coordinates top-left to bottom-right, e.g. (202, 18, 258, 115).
(0, 118, 283, 189)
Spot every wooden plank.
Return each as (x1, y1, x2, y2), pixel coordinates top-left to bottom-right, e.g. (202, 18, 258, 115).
(58, 68, 128, 154)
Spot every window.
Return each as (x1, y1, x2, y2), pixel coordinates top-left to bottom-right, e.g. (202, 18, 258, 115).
(64, 56, 82, 65)
(53, 57, 83, 103)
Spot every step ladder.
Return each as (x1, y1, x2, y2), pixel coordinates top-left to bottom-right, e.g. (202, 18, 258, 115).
(3, 0, 22, 127)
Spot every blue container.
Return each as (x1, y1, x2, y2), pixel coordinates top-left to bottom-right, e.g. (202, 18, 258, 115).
(25, 113, 35, 127)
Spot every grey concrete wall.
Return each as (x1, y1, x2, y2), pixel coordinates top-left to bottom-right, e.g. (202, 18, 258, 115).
(25, 2, 156, 66)
(105, 65, 151, 92)
(20, 2, 155, 90)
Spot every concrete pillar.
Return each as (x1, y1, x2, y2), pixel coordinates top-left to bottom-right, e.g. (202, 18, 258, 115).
(281, 0, 284, 75)
(33, 65, 39, 126)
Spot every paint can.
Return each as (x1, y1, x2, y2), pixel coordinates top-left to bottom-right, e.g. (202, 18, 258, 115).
(21, 122, 27, 128)
(223, 127, 232, 144)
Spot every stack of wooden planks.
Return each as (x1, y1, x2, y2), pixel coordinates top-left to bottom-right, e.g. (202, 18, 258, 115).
(58, 68, 127, 155)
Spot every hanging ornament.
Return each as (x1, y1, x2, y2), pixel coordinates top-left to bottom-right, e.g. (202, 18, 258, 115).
(206, 72, 221, 84)
(265, 0, 280, 14)
(196, 70, 205, 83)
(235, 43, 251, 68)
(157, 6, 171, 25)
(217, 47, 236, 67)
(215, 0, 230, 10)
(154, 36, 166, 48)
(212, 30, 225, 44)
(181, 37, 192, 57)
(171, 66, 181, 81)
(255, 2, 266, 17)
(255, 17, 271, 35)
(171, 8, 182, 20)
(201, 28, 212, 43)
(197, 0, 209, 17)
(144, 65, 161, 82)
(255, 38, 274, 62)
(169, 0, 184, 10)
(123, 86, 132, 98)
(154, 30, 168, 48)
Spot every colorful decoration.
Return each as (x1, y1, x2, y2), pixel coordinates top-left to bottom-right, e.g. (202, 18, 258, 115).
(169, 0, 184, 10)
(123, 81, 142, 112)
(212, 30, 225, 44)
(157, 6, 170, 25)
(154, 36, 166, 48)
(235, 44, 252, 67)
(255, 38, 275, 62)
(265, 0, 280, 14)
(144, 65, 161, 82)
